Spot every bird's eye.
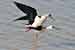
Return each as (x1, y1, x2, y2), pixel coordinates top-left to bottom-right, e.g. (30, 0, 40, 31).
(48, 14, 52, 16)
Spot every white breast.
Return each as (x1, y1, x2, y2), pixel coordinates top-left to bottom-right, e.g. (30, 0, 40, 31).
(32, 16, 47, 27)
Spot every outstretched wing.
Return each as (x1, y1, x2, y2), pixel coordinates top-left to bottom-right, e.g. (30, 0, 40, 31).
(14, 16, 29, 21)
(14, 1, 37, 24)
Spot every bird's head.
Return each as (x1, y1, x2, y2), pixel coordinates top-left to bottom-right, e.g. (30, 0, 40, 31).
(46, 25, 61, 30)
(48, 13, 52, 17)
(42, 13, 54, 20)
(46, 25, 54, 29)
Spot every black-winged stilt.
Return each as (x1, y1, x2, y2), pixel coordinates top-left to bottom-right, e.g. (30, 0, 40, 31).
(13, 1, 57, 32)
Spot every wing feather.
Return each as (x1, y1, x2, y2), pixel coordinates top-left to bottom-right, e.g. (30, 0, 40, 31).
(14, 1, 37, 24)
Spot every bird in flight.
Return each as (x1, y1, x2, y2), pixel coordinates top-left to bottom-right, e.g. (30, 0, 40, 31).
(13, 1, 57, 32)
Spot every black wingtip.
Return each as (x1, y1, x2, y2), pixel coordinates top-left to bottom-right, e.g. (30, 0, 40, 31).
(14, 1, 18, 5)
(13, 18, 18, 21)
(13, 19, 17, 21)
(14, 1, 18, 3)
(13, 1, 17, 4)
(13, 1, 21, 5)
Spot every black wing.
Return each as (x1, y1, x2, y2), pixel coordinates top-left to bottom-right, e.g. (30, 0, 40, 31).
(14, 16, 29, 21)
(14, 1, 37, 24)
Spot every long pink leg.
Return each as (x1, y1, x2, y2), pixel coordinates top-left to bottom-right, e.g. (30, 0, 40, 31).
(25, 26, 31, 32)
(25, 28, 31, 32)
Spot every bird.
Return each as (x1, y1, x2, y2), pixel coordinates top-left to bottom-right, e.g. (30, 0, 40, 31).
(13, 1, 56, 32)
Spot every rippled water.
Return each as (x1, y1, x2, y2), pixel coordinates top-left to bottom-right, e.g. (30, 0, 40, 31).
(0, 0, 75, 50)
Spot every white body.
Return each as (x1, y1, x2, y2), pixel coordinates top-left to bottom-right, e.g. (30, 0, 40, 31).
(32, 16, 47, 27)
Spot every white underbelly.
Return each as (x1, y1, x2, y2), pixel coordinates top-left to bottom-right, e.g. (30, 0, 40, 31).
(32, 20, 42, 27)
(32, 16, 47, 27)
